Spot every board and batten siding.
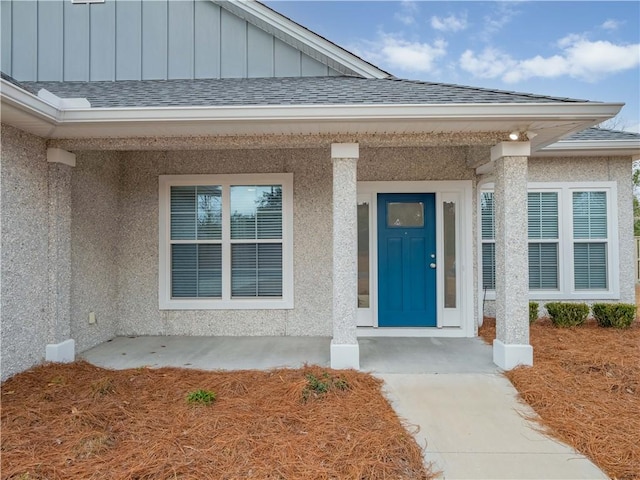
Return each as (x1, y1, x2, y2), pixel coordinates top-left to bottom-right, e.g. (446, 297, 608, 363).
(1, 0, 341, 81)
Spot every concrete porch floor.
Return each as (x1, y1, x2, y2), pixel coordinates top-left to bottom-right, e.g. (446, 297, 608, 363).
(80, 335, 497, 374)
(80, 336, 606, 479)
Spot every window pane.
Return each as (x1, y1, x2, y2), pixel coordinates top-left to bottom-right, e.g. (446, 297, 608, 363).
(482, 243, 495, 290)
(480, 192, 494, 240)
(443, 201, 456, 308)
(171, 244, 221, 298)
(230, 186, 282, 240)
(197, 186, 222, 240)
(528, 192, 558, 239)
(357, 201, 370, 308)
(231, 243, 283, 297)
(573, 191, 607, 239)
(528, 243, 558, 289)
(574, 243, 607, 289)
(171, 186, 221, 240)
(171, 186, 196, 240)
(387, 202, 424, 227)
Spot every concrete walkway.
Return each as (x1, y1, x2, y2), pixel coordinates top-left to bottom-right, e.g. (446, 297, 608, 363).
(380, 373, 607, 479)
(81, 336, 606, 479)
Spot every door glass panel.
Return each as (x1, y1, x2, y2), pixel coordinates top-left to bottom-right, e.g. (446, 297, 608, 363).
(357, 201, 370, 308)
(387, 202, 424, 227)
(443, 201, 456, 308)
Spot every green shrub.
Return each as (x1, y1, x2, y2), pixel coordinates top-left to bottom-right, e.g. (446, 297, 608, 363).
(545, 302, 589, 327)
(529, 302, 539, 324)
(592, 303, 636, 329)
(186, 389, 216, 405)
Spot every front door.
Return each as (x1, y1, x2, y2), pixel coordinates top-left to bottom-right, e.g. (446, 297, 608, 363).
(377, 193, 437, 327)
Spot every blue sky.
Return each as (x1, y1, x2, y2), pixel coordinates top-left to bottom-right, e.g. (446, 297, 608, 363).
(264, 1, 640, 132)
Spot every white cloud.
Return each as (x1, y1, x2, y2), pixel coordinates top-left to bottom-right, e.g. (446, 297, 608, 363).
(601, 19, 622, 30)
(431, 13, 468, 33)
(357, 34, 447, 74)
(459, 48, 514, 79)
(480, 2, 521, 40)
(460, 35, 640, 83)
(394, 1, 419, 26)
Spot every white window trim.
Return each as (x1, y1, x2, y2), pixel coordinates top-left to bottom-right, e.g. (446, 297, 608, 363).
(159, 173, 294, 310)
(478, 181, 619, 301)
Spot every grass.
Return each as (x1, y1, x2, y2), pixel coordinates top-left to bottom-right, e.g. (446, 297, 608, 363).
(1, 362, 432, 479)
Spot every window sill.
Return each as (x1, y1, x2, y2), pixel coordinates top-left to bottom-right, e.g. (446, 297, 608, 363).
(482, 290, 620, 301)
(159, 298, 294, 310)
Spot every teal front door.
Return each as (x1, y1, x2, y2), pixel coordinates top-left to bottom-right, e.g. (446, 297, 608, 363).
(377, 193, 437, 327)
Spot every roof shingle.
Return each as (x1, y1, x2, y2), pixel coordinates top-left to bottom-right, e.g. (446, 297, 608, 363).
(19, 76, 592, 108)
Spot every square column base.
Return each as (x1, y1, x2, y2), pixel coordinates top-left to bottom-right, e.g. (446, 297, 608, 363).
(330, 342, 360, 370)
(493, 339, 533, 370)
(46, 339, 75, 363)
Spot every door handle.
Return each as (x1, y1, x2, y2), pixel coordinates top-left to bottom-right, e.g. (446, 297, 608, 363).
(429, 263, 437, 269)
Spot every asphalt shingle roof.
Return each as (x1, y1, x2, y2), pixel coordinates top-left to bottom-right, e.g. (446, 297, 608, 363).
(562, 127, 640, 141)
(19, 76, 592, 108)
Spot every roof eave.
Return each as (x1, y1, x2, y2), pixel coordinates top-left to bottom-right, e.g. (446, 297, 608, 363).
(0, 77, 624, 144)
(536, 140, 640, 160)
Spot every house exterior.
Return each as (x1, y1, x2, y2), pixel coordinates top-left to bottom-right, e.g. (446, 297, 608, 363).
(1, 0, 639, 381)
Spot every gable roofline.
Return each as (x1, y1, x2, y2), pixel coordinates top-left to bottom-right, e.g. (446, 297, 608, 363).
(213, 0, 390, 79)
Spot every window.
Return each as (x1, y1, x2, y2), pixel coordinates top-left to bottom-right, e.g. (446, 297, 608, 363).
(159, 174, 293, 309)
(480, 192, 496, 290)
(480, 183, 616, 298)
(527, 192, 559, 289)
(573, 191, 608, 289)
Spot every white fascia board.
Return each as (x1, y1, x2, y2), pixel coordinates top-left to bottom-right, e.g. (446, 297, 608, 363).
(1, 78, 61, 123)
(535, 140, 640, 159)
(59, 102, 624, 124)
(213, 0, 389, 79)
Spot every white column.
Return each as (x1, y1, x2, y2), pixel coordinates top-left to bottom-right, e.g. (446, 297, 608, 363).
(491, 142, 533, 370)
(330, 143, 360, 369)
(45, 148, 76, 363)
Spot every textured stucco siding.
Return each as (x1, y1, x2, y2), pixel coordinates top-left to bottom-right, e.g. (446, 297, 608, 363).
(114, 149, 334, 337)
(0, 124, 50, 381)
(109, 145, 477, 337)
(70, 152, 121, 352)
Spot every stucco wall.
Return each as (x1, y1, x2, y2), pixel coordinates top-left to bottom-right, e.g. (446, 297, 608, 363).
(70, 152, 121, 352)
(483, 155, 635, 318)
(103, 145, 477, 337)
(112, 148, 334, 337)
(0, 124, 50, 381)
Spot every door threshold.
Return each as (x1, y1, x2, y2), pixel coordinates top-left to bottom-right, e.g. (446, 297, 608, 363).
(357, 327, 469, 338)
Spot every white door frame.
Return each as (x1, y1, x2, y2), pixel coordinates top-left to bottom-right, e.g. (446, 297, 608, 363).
(356, 180, 475, 337)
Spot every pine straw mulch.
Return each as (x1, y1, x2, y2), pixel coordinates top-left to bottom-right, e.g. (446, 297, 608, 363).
(479, 317, 640, 480)
(1, 362, 433, 480)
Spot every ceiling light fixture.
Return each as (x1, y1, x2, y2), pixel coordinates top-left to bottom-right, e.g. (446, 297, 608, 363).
(509, 131, 520, 141)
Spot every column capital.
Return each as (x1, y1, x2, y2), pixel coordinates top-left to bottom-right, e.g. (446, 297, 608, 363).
(47, 148, 76, 167)
(490, 141, 530, 162)
(331, 143, 359, 160)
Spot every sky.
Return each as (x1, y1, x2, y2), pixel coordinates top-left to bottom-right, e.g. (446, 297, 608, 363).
(264, 1, 640, 133)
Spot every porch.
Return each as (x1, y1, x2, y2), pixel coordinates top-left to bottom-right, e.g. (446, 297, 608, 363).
(80, 335, 497, 374)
